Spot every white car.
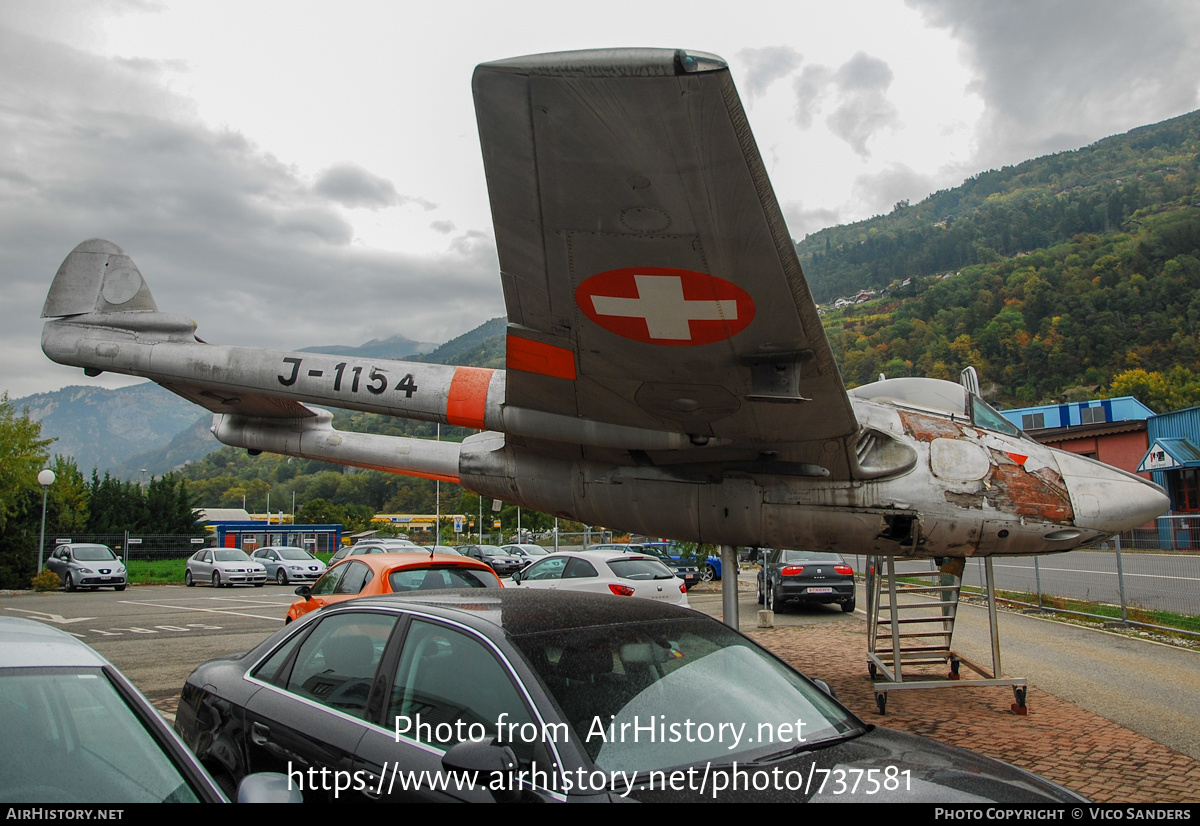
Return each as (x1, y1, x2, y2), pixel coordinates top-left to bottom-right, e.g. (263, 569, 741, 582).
(508, 549, 689, 606)
(185, 548, 267, 588)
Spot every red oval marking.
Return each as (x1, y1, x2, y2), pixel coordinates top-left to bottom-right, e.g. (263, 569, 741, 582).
(575, 267, 755, 346)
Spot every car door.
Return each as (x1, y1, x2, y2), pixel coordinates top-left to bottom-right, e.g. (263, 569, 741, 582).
(241, 610, 401, 801)
(353, 617, 564, 802)
(513, 556, 568, 590)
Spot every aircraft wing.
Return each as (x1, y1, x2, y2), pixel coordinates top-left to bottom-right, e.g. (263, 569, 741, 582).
(474, 49, 859, 474)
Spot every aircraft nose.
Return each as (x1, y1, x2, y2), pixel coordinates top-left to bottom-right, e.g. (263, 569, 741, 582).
(1055, 451, 1170, 534)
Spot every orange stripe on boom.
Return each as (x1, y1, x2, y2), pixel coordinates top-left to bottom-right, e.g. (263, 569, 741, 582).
(506, 335, 577, 380)
(446, 367, 494, 429)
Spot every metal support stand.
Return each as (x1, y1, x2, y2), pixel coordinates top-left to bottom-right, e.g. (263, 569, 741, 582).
(866, 555, 1027, 716)
(720, 544, 739, 630)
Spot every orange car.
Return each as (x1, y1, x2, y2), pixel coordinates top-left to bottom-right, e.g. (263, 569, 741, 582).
(285, 552, 502, 623)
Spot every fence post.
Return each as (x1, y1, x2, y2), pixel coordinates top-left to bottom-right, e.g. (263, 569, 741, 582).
(1034, 555, 1042, 609)
(1114, 533, 1128, 623)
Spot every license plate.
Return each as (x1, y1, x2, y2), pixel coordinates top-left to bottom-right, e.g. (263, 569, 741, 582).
(807, 587, 833, 594)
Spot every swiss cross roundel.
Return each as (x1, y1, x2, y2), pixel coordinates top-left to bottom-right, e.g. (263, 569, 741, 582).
(575, 267, 756, 346)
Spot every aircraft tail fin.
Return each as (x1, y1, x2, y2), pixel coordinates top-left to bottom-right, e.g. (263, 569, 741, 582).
(42, 239, 160, 318)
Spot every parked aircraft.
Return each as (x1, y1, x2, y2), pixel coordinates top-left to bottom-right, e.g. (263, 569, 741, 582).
(40, 49, 1167, 564)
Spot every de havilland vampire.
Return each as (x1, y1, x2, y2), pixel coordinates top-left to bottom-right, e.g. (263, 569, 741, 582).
(40, 50, 1167, 585)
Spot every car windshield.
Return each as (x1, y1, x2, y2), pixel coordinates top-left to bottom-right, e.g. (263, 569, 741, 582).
(213, 550, 251, 562)
(276, 549, 314, 560)
(511, 618, 862, 774)
(778, 551, 843, 564)
(71, 546, 117, 562)
(0, 667, 201, 802)
(607, 558, 676, 580)
(388, 567, 499, 592)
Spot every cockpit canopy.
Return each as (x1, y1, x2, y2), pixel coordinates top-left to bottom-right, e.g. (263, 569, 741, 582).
(848, 377, 1026, 439)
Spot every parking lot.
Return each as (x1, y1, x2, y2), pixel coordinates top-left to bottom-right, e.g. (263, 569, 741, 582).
(4, 578, 1200, 803)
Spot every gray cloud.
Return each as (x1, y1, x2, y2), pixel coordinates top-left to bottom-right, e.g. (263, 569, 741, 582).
(429, 219, 456, 234)
(827, 53, 899, 157)
(793, 53, 899, 155)
(793, 65, 833, 129)
(737, 45, 802, 101)
(782, 202, 842, 239)
(313, 163, 435, 211)
(0, 26, 502, 398)
(850, 163, 935, 217)
(910, 0, 1200, 167)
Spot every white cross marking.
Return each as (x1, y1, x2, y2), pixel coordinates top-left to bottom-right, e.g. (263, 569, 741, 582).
(590, 275, 737, 340)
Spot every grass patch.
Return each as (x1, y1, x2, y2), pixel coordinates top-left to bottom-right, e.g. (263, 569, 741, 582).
(126, 558, 187, 585)
(960, 585, 1200, 637)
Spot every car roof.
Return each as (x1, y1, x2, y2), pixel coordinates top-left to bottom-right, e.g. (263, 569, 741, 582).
(0, 616, 109, 668)
(343, 588, 692, 637)
(328, 552, 494, 574)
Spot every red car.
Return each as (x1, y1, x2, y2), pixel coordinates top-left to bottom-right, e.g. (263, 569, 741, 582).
(286, 552, 501, 623)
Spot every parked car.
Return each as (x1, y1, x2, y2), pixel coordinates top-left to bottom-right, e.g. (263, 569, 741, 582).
(641, 541, 731, 582)
(329, 539, 420, 565)
(173, 591, 1086, 803)
(757, 549, 856, 613)
(44, 542, 127, 592)
(455, 544, 526, 577)
(0, 616, 298, 803)
(285, 552, 501, 623)
(251, 546, 327, 585)
(500, 543, 551, 562)
(588, 543, 700, 590)
(185, 548, 267, 588)
(509, 549, 689, 607)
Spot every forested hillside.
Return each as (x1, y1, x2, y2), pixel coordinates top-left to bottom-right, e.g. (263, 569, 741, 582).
(798, 110, 1200, 304)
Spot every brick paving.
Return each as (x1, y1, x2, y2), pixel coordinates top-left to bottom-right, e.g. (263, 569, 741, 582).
(746, 617, 1200, 803)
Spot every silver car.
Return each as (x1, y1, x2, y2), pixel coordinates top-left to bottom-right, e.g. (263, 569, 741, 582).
(0, 617, 299, 803)
(44, 543, 127, 592)
(251, 546, 327, 585)
(185, 548, 267, 588)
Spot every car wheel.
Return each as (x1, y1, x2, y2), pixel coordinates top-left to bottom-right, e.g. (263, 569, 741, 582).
(65, 572, 76, 592)
(756, 578, 764, 605)
(276, 569, 288, 586)
(701, 564, 717, 582)
(114, 584, 126, 592)
(185, 569, 194, 587)
(766, 582, 778, 611)
(842, 595, 856, 613)
(212, 571, 222, 588)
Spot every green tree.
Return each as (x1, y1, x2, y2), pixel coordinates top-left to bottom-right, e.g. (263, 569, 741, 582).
(0, 394, 52, 532)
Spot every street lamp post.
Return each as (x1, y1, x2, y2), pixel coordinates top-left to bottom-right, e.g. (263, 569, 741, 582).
(37, 469, 56, 572)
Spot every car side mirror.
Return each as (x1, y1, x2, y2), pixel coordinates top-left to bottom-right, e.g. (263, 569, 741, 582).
(511, 570, 521, 584)
(441, 739, 521, 803)
(295, 585, 312, 600)
(237, 772, 303, 803)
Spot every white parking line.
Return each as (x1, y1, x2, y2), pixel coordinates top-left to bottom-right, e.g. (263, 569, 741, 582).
(117, 599, 284, 622)
(204, 596, 296, 606)
(992, 564, 1200, 582)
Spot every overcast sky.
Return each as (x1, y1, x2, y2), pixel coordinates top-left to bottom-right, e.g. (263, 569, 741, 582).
(4, 0, 1200, 399)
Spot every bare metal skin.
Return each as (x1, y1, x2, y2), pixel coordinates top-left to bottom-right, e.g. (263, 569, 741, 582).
(40, 49, 1167, 560)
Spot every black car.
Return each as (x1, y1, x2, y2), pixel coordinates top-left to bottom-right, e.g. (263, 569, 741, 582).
(174, 590, 1083, 803)
(758, 549, 857, 613)
(455, 544, 525, 577)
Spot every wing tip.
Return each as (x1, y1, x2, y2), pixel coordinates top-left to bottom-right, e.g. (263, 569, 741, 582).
(474, 48, 726, 79)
